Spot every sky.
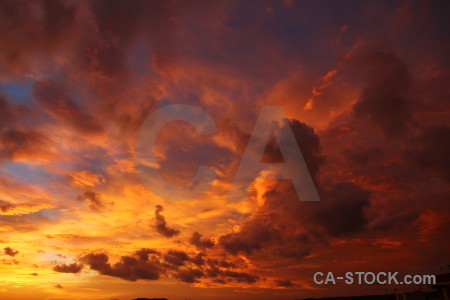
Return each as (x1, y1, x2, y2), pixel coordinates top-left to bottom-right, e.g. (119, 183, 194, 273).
(0, 0, 449, 299)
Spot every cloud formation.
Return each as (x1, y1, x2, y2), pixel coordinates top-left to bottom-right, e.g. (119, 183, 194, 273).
(79, 247, 258, 285)
(189, 232, 215, 250)
(0, 0, 448, 299)
(3, 247, 19, 257)
(154, 205, 180, 238)
(350, 49, 415, 137)
(81, 251, 162, 281)
(53, 263, 83, 273)
(75, 190, 106, 212)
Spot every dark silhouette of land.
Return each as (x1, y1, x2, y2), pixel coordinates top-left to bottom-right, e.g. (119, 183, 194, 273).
(304, 295, 396, 300)
(132, 298, 168, 300)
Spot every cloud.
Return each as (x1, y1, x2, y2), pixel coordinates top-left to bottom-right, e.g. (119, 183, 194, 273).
(87, 0, 178, 76)
(32, 80, 104, 135)
(312, 182, 370, 237)
(0, 0, 77, 76)
(81, 250, 162, 281)
(154, 205, 179, 238)
(349, 48, 415, 137)
(219, 221, 277, 255)
(53, 263, 83, 273)
(0, 214, 41, 232)
(342, 147, 382, 166)
(134, 248, 161, 261)
(189, 232, 215, 250)
(0, 94, 14, 127)
(4, 247, 19, 257)
(0, 200, 19, 214)
(175, 268, 204, 283)
(79, 248, 259, 284)
(75, 190, 106, 212)
(405, 125, 450, 182)
(274, 279, 294, 287)
(218, 115, 372, 259)
(0, 128, 53, 162)
(203, 265, 259, 284)
(0, 199, 51, 216)
(163, 250, 189, 267)
(0, 95, 54, 162)
(218, 119, 324, 256)
(289, 119, 325, 181)
(0, 0, 448, 296)
(190, 252, 205, 267)
(369, 210, 420, 232)
(215, 270, 258, 283)
(206, 259, 237, 269)
(261, 119, 324, 182)
(69, 170, 105, 187)
(208, 176, 362, 288)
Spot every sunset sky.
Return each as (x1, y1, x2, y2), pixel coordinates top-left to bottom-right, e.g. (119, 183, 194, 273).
(0, 0, 449, 299)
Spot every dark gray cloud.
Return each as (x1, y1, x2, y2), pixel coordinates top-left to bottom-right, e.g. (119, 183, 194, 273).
(0, 199, 14, 213)
(175, 268, 204, 283)
(223, 116, 357, 240)
(81, 249, 162, 281)
(261, 119, 324, 182)
(218, 117, 372, 257)
(274, 279, 294, 287)
(0, 128, 51, 161)
(369, 210, 420, 232)
(53, 263, 83, 273)
(206, 259, 237, 269)
(163, 250, 189, 267)
(154, 205, 179, 238)
(189, 232, 215, 250)
(78, 248, 259, 284)
(405, 125, 450, 182)
(218, 179, 370, 257)
(190, 252, 205, 267)
(312, 182, 370, 237)
(350, 48, 415, 137)
(0, 94, 14, 128)
(216, 269, 258, 283)
(4, 247, 19, 257)
(342, 147, 382, 166)
(219, 221, 278, 256)
(0, 94, 52, 161)
(32, 80, 103, 135)
(289, 119, 324, 181)
(134, 248, 160, 261)
(0, 0, 77, 76)
(76, 190, 106, 212)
